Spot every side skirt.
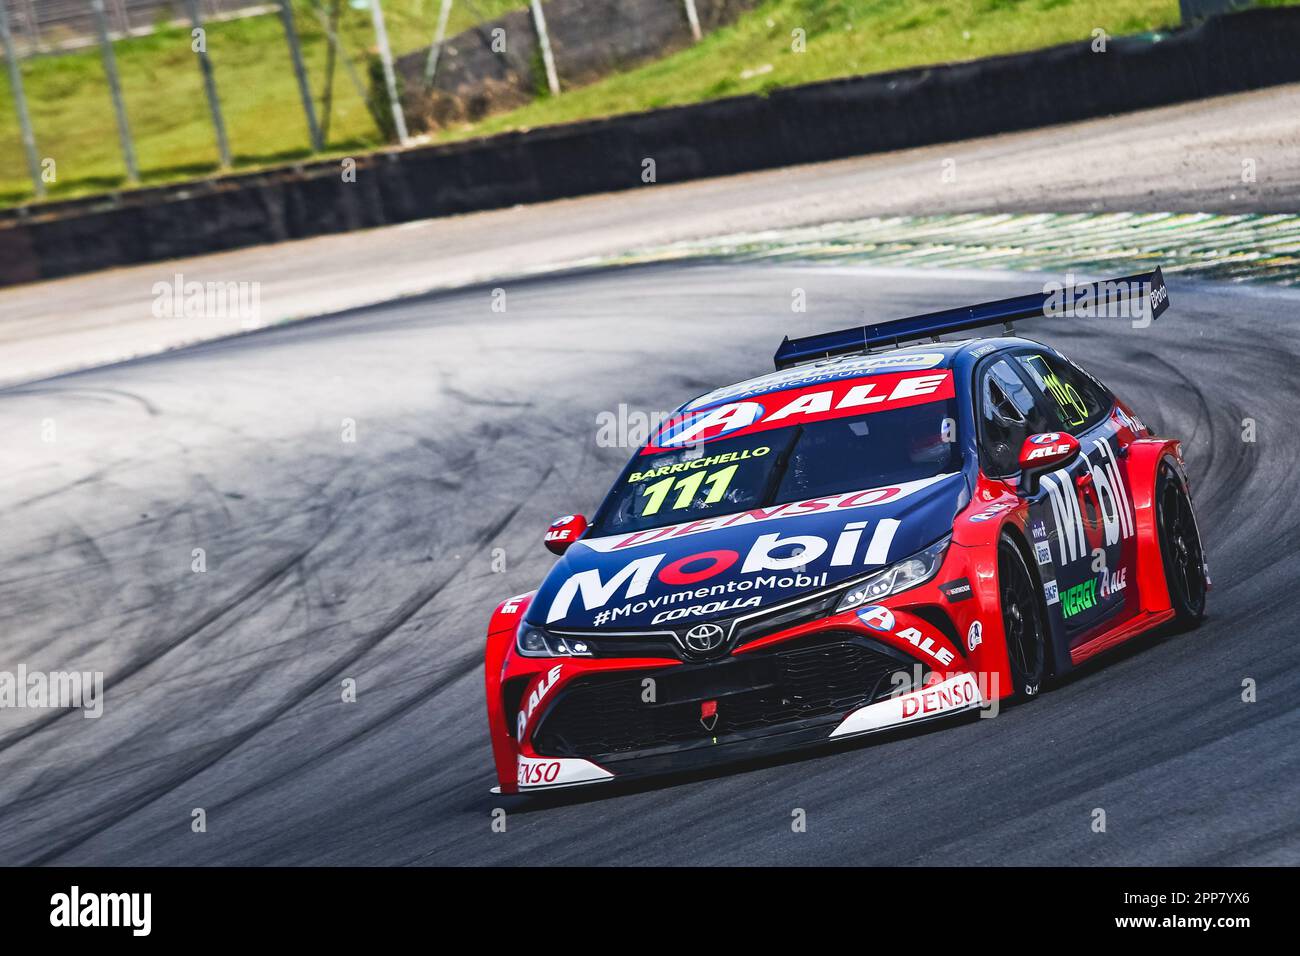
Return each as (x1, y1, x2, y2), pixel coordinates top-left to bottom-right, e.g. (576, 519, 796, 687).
(1069, 608, 1177, 666)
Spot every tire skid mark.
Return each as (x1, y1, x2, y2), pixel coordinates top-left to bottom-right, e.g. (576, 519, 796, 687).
(0, 480, 363, 757)
(189, 649, 482, 825)
(17, 487, 545, 865)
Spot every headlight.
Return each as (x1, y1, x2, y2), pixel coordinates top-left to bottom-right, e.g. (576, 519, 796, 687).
(516, 622, 593, 658)
(834, 535, 951, 613)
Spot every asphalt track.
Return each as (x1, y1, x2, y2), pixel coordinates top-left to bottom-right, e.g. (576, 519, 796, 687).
(1, 262, 1299, 865)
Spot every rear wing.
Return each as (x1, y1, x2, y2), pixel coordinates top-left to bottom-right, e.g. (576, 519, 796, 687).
(773, 268, 1169, 370)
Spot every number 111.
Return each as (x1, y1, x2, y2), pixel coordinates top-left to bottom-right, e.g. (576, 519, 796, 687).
(640, 465, 738, 516)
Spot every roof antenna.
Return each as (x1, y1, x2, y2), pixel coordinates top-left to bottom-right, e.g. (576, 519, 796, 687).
(1002, 320, 1015, 337)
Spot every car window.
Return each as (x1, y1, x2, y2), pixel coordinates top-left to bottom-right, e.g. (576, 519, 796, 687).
(1013, 351, 1112, 433)
(979, 359, 1044, 477)
(589, 399, 960, 537)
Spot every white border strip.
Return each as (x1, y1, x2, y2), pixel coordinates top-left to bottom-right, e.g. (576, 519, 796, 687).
(830, 671, 983, 738)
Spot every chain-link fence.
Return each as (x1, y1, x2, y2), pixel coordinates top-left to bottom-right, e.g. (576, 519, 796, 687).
(1, 0, 268, 53)
(0, 0, 724, 205)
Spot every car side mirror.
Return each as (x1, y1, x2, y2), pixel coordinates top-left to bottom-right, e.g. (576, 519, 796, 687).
(544, 514, 588, 555)
(1017, 433, 1081, 497)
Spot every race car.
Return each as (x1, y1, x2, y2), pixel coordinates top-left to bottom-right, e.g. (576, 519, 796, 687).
(485, 268, 1208, 794)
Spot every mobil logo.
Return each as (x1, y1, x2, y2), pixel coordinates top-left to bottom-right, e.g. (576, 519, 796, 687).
(1039, 438, 1135, 565)
(545, 517, 900, 624)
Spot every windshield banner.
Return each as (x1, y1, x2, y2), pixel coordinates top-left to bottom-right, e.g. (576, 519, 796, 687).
(643, 370, 955, 453)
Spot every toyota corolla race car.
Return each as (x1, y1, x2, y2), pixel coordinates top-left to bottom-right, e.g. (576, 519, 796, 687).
(485, 269, 1208, 794)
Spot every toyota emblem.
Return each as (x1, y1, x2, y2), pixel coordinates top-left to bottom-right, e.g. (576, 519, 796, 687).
(683, 623, 726, 653)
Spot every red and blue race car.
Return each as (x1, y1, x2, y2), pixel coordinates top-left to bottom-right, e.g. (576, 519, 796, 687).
(485, 269, 1208, 794)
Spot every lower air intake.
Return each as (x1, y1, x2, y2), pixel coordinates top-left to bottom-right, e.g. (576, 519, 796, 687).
(532, 633, 913, 759)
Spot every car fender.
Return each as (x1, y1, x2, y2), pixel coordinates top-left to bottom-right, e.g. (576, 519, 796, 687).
(1125, 438, 1188, 615)
(946, 481, 1031, 698)
(485, 593, 681, 793)
(485, 592, 534, 794)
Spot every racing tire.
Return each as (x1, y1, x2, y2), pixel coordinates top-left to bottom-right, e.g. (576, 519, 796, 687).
(998, 536, 1048, 701)
(1156, 462, 1207, 627)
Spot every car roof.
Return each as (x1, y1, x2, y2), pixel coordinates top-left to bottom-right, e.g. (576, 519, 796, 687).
(681, 337, 1040, 412)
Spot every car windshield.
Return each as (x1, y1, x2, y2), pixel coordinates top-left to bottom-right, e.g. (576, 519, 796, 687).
(590, 398, 960, 537)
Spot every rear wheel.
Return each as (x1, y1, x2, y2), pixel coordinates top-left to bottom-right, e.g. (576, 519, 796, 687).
(999, 537, 1047, 700)
(1156, 463, 1207, 626)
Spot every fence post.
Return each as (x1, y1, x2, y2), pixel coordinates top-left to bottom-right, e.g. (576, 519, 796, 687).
(109, 0, 128, 35)
(181, 0, 232, 168)
(682, 0, 701, 42)
(0, 0, 44, 197)
(19, 0, 41, 52)
(277, 0, 323, 151)
(422, 0, 453, 89)
(319, 0, 341, 142)
(308, 0, 371, 130)
(90, 0, 140, 184)
(368, 0, 409, 144)
(529, 0, 559, 95)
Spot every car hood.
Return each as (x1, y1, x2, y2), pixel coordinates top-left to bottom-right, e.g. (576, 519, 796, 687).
(530, 472, 968, 630)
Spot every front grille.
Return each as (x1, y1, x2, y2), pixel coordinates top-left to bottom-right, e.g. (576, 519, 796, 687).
(532, 633, 916, 759)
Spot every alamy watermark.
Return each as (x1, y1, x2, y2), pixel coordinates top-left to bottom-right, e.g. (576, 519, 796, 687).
(0, 666, 104, 718)
(1042, 273, 1163, 328)
(50, 886, 150, 936)
(151, 273, 261, 327)
(596, 404, 672, 449)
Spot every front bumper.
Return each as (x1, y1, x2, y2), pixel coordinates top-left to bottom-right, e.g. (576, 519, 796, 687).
(487, 539, 1011, 795)
(504, 672, 984, 793)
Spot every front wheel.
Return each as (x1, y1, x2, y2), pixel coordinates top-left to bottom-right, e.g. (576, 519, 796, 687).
(1156, 462, 1207, 626)
(999, 537, 1048, 700)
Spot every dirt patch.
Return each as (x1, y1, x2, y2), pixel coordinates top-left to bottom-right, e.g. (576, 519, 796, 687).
(395, 0, 760, 132)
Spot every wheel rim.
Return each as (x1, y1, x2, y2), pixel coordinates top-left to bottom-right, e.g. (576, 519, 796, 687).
(1161, 477, 1206, 612)
(1000, 545, 1044, 682)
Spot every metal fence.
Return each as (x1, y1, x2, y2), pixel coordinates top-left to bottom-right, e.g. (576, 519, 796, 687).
(0, 0, 716, 203)
(1, 0, 268, 52)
